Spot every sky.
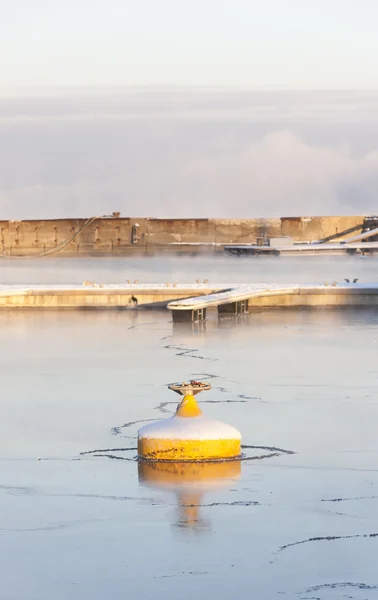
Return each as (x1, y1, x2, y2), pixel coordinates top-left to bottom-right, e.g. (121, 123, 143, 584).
(1, 0, 378, 90)
(1, 2, 378, 219)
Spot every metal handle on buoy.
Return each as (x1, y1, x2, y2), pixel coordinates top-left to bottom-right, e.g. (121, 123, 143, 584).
(168, 380, 211, 397)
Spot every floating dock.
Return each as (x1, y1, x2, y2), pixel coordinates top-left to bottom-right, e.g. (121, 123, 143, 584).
(167, 282, 378, 322)
(224, 219, 378, 256)
(224, 241, 378, 256)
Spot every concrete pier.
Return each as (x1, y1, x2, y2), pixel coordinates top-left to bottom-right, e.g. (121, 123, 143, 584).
(0, 283, 215, 309)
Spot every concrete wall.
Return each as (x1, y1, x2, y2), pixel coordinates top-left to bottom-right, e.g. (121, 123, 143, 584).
(0, 215, 366, 256)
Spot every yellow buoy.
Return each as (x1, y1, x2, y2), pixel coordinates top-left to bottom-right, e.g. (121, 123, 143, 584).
(137, 381, 242, 461)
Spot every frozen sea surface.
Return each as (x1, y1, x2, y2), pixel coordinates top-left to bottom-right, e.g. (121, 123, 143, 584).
(0, 256, 378, 599)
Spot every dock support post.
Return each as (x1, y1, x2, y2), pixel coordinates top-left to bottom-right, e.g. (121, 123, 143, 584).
(218, 299, 249, 316)
(171, 308, 207, 323)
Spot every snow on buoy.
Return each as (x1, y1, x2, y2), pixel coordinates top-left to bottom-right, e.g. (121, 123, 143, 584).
(137, 381, 242, 461)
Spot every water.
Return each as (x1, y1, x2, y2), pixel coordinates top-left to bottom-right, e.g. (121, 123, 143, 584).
(1, 257, 378, 599)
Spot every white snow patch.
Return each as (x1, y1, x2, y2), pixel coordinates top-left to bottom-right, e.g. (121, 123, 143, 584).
(138, 415, 241, 441)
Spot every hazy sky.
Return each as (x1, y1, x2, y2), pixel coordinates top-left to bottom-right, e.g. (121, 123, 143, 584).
(1, 3, 378, 219)
(1, 89, 378, 219)
(2, 0, 378, 89)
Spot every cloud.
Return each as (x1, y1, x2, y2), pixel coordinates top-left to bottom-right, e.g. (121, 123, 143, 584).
(0, 90, 378, 219)
(171, 130, 378, 217)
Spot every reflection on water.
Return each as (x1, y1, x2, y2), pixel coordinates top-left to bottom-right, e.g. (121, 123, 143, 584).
(138, 460, 242, 534)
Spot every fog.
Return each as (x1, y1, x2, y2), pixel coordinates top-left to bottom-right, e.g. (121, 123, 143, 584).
(0, 88, 377, 219)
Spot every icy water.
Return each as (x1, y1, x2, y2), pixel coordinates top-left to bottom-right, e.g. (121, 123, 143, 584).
(1, 256, 378, 599)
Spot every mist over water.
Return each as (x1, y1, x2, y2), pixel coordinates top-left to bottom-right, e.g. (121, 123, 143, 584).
(1, 88, 378, 219)
(0, 254, 377, 286)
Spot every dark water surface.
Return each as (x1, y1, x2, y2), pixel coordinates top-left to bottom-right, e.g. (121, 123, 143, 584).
(1, 257, 378, 599)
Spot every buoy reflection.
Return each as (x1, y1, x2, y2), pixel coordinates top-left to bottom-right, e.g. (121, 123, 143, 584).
(138, 460, 241, 533)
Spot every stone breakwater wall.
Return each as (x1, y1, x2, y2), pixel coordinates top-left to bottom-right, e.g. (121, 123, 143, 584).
(0, 215, 365, 257)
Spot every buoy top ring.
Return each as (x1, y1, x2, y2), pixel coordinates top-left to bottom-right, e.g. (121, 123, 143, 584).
(168, 380, 211, 396)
